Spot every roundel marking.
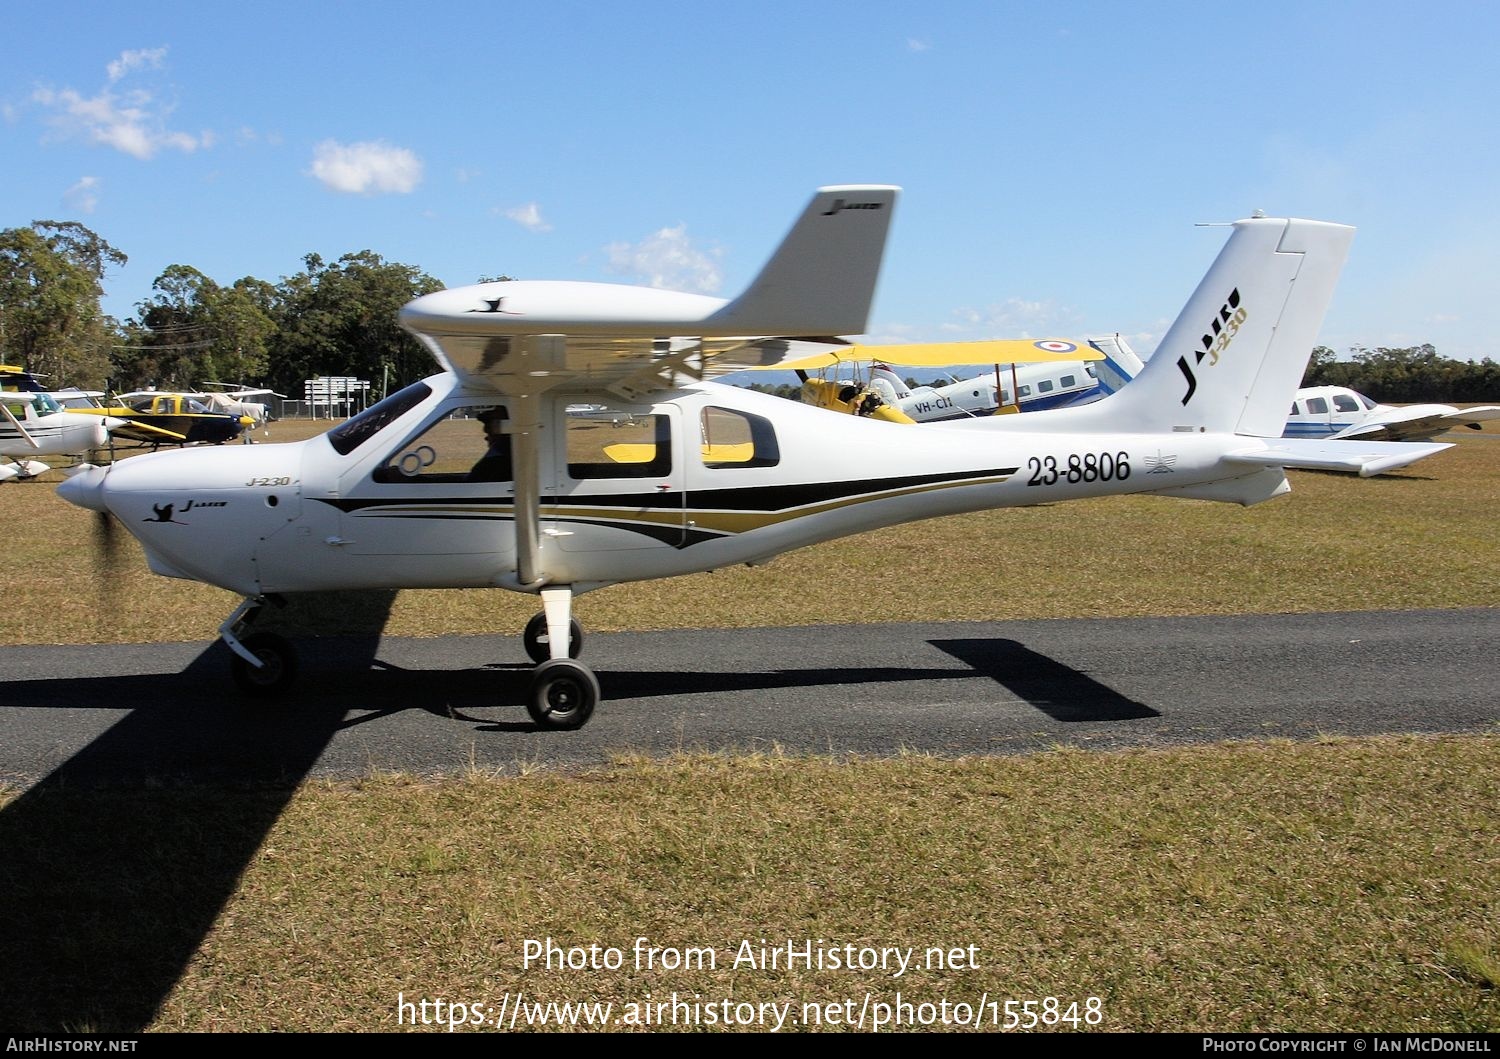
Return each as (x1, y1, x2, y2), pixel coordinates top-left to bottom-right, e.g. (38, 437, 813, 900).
(1033, 340, 1078, 353)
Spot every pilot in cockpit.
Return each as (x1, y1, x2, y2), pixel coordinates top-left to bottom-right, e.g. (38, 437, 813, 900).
(467, 407, 512, 482)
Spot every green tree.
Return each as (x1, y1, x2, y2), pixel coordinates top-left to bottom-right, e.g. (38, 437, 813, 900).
(0, 220, 126, 388)
(1303, 343, 1499, 402)
(116, 265, 277, 391)
(271, 251, 444, 398)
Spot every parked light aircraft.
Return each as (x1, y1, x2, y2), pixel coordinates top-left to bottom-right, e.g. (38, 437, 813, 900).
(57, 188, 1450, 729)
(70, 391, 254, 446)
(199, 384, 283, 425)
(1285, 385, 1500, 442)
(866, 360, 1098, 420)
(778, 335, 1139, 422)
(0, 391, 123, 480)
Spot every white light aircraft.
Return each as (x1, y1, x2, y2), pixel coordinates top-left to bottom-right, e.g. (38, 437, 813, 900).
(1285, 385, 1500, 442)
(0, 391, 122, 481)
(198, 384, 284, 425)
(57, 188, 1449, 729)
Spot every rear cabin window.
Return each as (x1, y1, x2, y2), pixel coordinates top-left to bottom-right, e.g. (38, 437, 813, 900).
(1060, 374, 1076, 387)
(1037, 380, 1055, 393)
(566, 411, 671, 479)
(1306, 397, 1329, 414)
(699, 406, 780, 469)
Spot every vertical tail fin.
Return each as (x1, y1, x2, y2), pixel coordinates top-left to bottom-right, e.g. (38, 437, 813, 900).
(1098, 217, 1354, 435)
(707, 185, 899, 336)
(1086, 334, 1146, 397)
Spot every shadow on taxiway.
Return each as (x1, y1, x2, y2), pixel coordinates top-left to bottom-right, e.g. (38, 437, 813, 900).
(0, 591, 398, 1033)
(0, 620, 1151, 1030)
(933, 638, 1158, 722)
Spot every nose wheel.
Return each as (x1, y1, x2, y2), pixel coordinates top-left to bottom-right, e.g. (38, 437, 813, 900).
(221, 595, 298, 696)
(229, 632, 299, 695)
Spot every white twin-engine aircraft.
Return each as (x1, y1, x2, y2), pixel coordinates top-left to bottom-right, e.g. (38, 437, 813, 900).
(58, 186, 1448, 729)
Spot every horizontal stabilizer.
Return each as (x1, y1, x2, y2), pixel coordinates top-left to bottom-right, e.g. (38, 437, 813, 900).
(1227, 438, 1452, 477)
(707, 185, 898, 337)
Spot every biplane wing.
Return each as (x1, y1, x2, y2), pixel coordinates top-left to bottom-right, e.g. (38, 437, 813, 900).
(770, 338, 1105, 372)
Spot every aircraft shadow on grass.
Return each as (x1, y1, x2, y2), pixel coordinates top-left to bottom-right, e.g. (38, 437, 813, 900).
(0, 618, 1152, 1031)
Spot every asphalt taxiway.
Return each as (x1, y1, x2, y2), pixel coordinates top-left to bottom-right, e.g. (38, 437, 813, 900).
(1, 608, 1496, 787)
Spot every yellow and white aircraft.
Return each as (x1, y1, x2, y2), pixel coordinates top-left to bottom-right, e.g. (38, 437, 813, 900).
(772, 336, 1130, 422)
(57, 187, 1448, 728)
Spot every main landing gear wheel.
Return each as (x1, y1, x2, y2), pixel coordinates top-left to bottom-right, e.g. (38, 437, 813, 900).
(523, 612, 584, 664)
(527, 658, 599, 730)
(230, 632, 299, 695)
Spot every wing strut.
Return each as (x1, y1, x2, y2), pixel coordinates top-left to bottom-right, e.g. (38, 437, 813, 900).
(509, 390, 548, 590)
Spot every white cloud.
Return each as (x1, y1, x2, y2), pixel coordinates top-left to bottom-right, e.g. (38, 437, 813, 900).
(30, 48, 206, 160)
(63, 176, 101, 213)
(604, 224, 722, 293)
(907, 38, 932, 52)
(309, 139, 424, 194)
(503, 202, 552, 233)
(107, 47, 167, 83)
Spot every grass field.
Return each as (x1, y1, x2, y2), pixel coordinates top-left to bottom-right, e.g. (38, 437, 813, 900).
(0, 416, 1496, 1033)
(3, 418, 1499, 645)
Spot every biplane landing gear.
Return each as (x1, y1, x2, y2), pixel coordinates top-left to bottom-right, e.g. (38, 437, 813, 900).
(220, 595, 298, 696)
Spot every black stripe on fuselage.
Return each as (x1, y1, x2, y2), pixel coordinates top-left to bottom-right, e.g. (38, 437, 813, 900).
(319, 467, 1017, 515)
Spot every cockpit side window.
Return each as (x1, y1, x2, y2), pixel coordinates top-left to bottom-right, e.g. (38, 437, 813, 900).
(328, 381, 432, 456)
(373, 403, 512, 483)
(1333, 394, 1359, 412)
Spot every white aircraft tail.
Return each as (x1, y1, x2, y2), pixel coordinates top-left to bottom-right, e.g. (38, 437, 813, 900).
(1080, 216, 1354, 436)
(869, 363, 913, 402)
(707, 185, 899, 337)
(1086, 334, 1146, 397)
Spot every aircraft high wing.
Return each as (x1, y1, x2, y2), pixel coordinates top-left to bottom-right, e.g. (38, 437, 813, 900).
(57, 192, 1445, 731)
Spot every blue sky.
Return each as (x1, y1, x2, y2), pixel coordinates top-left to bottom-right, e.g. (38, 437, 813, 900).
(5, 0, 1498, 361)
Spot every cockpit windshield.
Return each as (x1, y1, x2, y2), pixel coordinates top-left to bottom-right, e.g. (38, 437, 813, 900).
(327, 381, 433, 456)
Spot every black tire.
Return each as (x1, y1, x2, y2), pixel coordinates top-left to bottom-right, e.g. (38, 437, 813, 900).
(523, 612, 584, 664)
(527, 658, 599, 729)
(229, 632, 298, 695)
